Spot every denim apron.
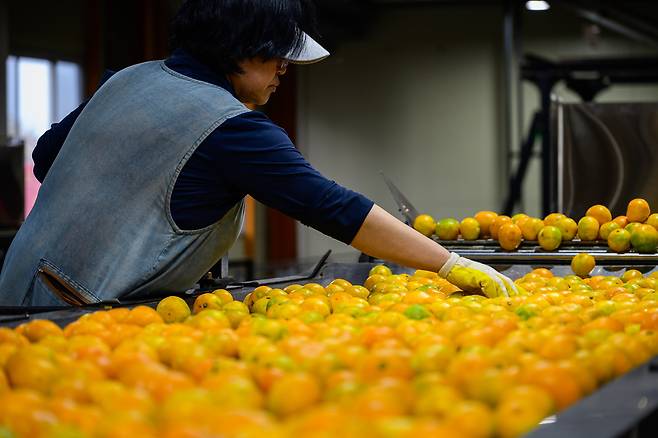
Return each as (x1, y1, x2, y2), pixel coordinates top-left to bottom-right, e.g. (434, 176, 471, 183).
(0, 61, 249, 306)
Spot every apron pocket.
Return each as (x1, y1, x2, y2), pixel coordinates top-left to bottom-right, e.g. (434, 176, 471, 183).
(24, 259, 100, 307)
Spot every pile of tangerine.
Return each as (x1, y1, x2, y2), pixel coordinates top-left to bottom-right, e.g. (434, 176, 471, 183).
(414, 198, 658, 253)
(1, 264, 658, 437)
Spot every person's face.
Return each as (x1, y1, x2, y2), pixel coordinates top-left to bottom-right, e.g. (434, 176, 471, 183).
(227, 58, 288, 106)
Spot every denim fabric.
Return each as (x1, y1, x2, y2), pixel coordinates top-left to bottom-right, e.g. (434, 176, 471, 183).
(0, 61, 249, 306)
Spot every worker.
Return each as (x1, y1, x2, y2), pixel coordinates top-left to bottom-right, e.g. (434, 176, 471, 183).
(0, 0, 517, 306)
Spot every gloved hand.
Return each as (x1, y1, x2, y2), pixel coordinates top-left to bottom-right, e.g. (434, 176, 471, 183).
(438, 252, 519, 298)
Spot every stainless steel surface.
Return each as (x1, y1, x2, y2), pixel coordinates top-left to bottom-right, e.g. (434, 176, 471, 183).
(552, 101, 658, 218)
(557, 98, 564, 212)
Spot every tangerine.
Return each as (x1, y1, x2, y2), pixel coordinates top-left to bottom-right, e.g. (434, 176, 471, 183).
(192, 293, 224, 314)
(613, 215, 629, 228)
(577, 216, 600, 241)
(586, 205, 612, 225)
(544, 212, 566, 226)
(498, 223, 523, 251)
(22, 320, 63, 342)
(436, 218, 460, 240)
(474, 211, 498, 237)
(460, 217, 481, 240)
(125, 305, 164, 326)
(156, 296, 191, 323)
(607, 228, 631, 253)
(599, 221, 620, 240)
(490, 215, 512, 240)
(537, 226, 562, 251)
(645, 213, 658, 230)
(520, 217, 544, 241)
(413, 214, 436, 237)
(627, 198, 651, 223)
(555, 217, 578, 241)
(571, 253, 596, 278)
(267, 372, 320, 416)
(630, 224, 658, 253)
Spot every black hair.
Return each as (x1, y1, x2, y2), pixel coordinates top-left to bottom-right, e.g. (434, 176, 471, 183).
(171, 0, 319, 75)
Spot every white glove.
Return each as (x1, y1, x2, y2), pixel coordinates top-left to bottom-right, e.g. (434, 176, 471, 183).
(438, 253, 519, 298)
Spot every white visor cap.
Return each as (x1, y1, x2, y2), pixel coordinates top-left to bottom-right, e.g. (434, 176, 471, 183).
(285, 32, 330, 64)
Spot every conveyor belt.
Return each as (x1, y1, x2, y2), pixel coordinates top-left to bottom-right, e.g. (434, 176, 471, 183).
(2, 260, 658, 437)
(436, 238, 658, 266)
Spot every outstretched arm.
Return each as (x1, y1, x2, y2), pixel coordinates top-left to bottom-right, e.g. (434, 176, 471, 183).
(351, 204, 451, 272)
(351, 204, 519, 297)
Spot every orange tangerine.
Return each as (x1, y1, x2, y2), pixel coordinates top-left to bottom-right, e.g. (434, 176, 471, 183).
(520, 217, 544, 241)
(5, 345, 59, 393)
(626, 222, 642, 235)
(522, 361, 581, 410)
(586, 205, 612, 225)
(515, 216, 531, 232)
(156, 296, 191, 323)
(251, 286, 272, 301)
(22, 320, 64, 342)
(212, 289, 234, 304)
(490, 215, 512, 240)
(621, 269, 643, 283)
(474, 211, 498, 238)
(537, 226, 562, 251)
(555, 217, 578, 241)
(445, 400, 495, 438)
(544, 212, 566, 227)
(627, 198, 651, 223)
(436, 218, 460, 240)
(645, 213, 658, 230)
(511, 213, 529, 224)
(192, 293, 224, 314)
(630, 224, 658, 254)
(577, 216, 600, 241)
(495, 385, 553, 438)
(459, 217, 481, 241)
(571, 254, 595, 278)
(267, 372, 320, 416)
(106, 307, 131, 322)
(607, 228, 631, 253)
(599, 221, 620, 240)
(413, 214, 436, 237)
(533, 268, 553, 279)
(498, 223, 523, 251)
(613, 215, 629, 229)
(369, 265, 392, 277)
(125, 305, 164, 326)
(539, 333, 577, 360)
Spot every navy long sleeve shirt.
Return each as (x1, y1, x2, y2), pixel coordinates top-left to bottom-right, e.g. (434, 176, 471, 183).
(32, 50, 373, 244)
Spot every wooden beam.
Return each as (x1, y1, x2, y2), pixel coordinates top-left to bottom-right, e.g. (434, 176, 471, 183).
(265, 67, 298, 262)
(83, 0, 104, 98)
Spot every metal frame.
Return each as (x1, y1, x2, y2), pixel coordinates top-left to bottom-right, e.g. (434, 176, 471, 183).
(436, 239, 658, 266)
(507, 55, 658, 217)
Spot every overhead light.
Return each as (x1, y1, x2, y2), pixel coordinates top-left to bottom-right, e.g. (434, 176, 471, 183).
(526, 1, 550, 11)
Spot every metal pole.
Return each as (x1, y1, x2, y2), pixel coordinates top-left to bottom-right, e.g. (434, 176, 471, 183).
(539, 76, 554, 215)
(502, 0, 515, 204)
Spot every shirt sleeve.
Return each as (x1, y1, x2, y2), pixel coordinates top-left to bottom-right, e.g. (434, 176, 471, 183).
(32, 70, 116, 182)
(33, 103, 86, 182)
(213, 111, 374, 244)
